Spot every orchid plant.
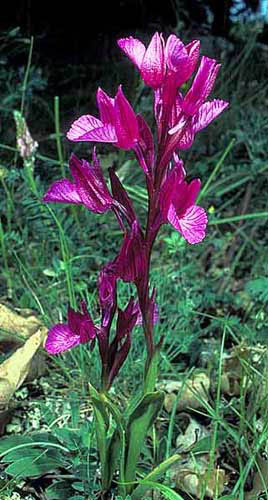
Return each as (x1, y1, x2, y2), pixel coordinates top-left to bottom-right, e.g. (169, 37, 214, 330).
(43, 32, 228, 498)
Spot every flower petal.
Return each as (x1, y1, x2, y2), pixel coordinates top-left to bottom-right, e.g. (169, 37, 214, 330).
(69, 153, 113, 213)
(67, 114, 103, 141)
(109, 167, 137, 224)
(182, 56, 221, 116)
(97, 88, 116, 124)
(43, 179, 82, 205)
(141, 32, 165, 88)
(168, 204, 207, 244)
(45, 324, 80, 354)
(117, 36, 146, 69)
(165, 35, 188, 73)
(136, 114, 155, 175)
(114, 86, 139, 149)
(192, 99, 229, 133)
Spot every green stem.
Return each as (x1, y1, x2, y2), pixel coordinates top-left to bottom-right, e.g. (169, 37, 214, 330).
(198, 138, 235, 202)
(0, 219, 13, 298)
(20, 36, 34, 115)
(209, 212, 268, 224)
(54, 96, 66, 178)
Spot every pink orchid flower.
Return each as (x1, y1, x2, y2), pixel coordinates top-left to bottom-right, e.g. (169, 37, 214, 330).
(167, 56, 229, 151)
(45, 302, 97, 354)
(43, 151, 114, 214)
(159, 160, 207, 244)
(67, 86, 139, 150)
(118, 32, 200, 89)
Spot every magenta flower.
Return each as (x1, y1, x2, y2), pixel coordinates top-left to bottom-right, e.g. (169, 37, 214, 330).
(67, 86, 139, 150)
(118, 32, 165, 89)
(181, 56, 221, 116)
(43, 151, 114, 214)
(45, 302, 97, 354)
(98, 265, 118, 329)
(118, 32, 200, 90)
(165, 36, 200, 87)
(159, 161, 207, 244)
(115, 220, 146, 282)
(167, 56, 229, 151)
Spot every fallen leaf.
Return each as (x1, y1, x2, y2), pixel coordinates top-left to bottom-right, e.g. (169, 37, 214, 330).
(172, 456, 226, 498)
(0, 326, 48, 409)
(176, 414, 209, 452)
(0, 303, 42, 341)
(159, 372, 210, 412)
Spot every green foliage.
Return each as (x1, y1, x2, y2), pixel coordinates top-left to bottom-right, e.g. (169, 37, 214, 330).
(0, 423, 100, 498)
(245, 277, 268, 303)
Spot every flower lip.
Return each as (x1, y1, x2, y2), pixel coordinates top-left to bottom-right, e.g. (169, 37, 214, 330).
(43, 152, 114, 215)
(159, 162, 208, 244)
(45, 302, 97, 355)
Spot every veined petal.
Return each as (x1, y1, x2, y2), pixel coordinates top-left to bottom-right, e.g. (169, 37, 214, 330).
(170, 177, 201, 216)
(43, 179, 82, 205)
(165, 34, 188, 72)
(45, 324, 80, 354)
(182, 179, 201, 210)
(114, 86, 139, 149)
(159, 165, 183, 220)
(182, 56, 221, 116)
(183, 40, 200, 75)
(74, 123, 117, 143)
(175, 125, 195, 150)
(168, 204, 207, 244)
(141, 32, 165, 88)
(67, 114, 103, 141)
(97, 87, 116, 124)
(69, 153, 113, 213)
(117, 36, 146, 69)
(192, 99, 229, 133)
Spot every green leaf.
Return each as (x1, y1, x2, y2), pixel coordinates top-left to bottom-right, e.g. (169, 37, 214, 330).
(0, 436, 33, 455)
(53, 428, 82, 451)
(45, 480, 74, 500)
(245, 278, 268, 302)
(5, 456, 61, 477)
(79, 421, 93, 448)
(191, 430, 227, 454)
(144, 345, 161, 394)
(131, 455, 181, 500)
(73, 461, 97, 480)
(217, 496, 237, 500)
(91, 397, 109, 487)
(3, 447, 62, 464)
(71, 482, 84, 491)
(124, 391, 164, 494)
(104, 397, 126, 495)
(115, 496, 132, 500)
